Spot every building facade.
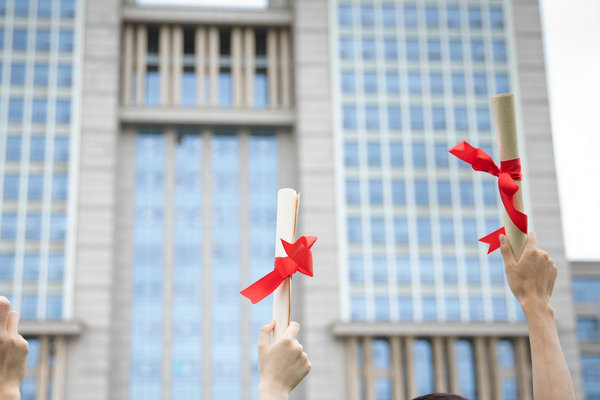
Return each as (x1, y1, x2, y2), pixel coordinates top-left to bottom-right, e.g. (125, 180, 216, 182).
(0, 0, 594, 399)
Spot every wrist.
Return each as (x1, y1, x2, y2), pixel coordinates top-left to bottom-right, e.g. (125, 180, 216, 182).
(520, 297, 554, 319)
(258, 380, 289, 400)
(0, 386, 21, 400)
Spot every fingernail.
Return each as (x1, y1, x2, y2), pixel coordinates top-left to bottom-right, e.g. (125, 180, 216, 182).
(499, 235, 506, 244)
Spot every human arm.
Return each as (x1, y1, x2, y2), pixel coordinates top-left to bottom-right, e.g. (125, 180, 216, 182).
(0, 296, 29, 400)
(258, 321, 311, 400)
(499, 233, 575, 400)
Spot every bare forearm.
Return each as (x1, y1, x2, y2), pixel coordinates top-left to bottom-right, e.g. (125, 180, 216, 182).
(0, 387, 21, 400)
(522, 300, 575, 400)
(258, 382, 289, 400)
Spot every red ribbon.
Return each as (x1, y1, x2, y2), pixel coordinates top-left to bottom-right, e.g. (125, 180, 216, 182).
(449, 141, 528, 253)
(241, 236, 317, 304)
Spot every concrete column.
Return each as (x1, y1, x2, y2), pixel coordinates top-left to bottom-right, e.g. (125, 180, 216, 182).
(172, 26, 183, 106)
(432, 336, 447, 392)
(231, 28, 242, 108)
(404, 337, 416, 398)
(515, 337, 533, 400)
(159, 25, 171, 106)
(346, 338, 361, 400)
(243, 28, 255, 107)
(51, 337, 67, 400)
(135, 25, 147, 105)
(36, 337, 50, 400)
(122, 25, 134, 105)
(474, 337, 491, 400)
(266, 28, 278, 108)
(363, 337, 375, 400)
(390, 336, 404, 399)
(279, 29, 291, 108)
(195, 27, 206, 107)
(488, 337, 501, 400)
(446, 337, 459, 394)
(208, 27, 219, 106)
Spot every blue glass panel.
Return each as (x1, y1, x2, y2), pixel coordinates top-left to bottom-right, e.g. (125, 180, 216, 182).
(372, 339, 390, 367)
(341, 71, 355, 93)
(365, 105, 379, 130)
(369, 179, 383, 204)
(374, 297, 389, 320)
(482, 181, 497, 205)
(34, 64, 49, 86)
(425, 6, 438, 28)
(414, 340, 434, 394)
(490, 7, 504, 29)
(372, 256, 387, 282)
(388, 106, 401, 130)
(48, 252, 65, 281)
(420, 257, 434, 284)
(344, 142, 359, 166)
(23, 253, 39, 281)
(25, 213, 42, 240)
(32, 98, 47, 123)
(6, 136, 21, 160)
(427, 39, 441, 61)
(1, 213, 17, 239)
(361, 5, 374, 26)
(9, 98, 24, 122)
(13, 29, 27, 50)
(340, 37, 354, 59)
(422, 297, 436, 321)
(347, 217, 362, 244)
(432, 106, 446, 130)
(375, 379, 392, 400)
(367, 142, 381, 166)
(386, 72, 399, 94)
(469, 296, 484, 321)
(412, 143, 426, 167)
(577, 317, 600, 341)
(362, 38, 376, 60)
(54, 137, 69, 162)
(497, 340, 515, 368)
(394, 218, 408, 244)
(434, 144, 449, 167)
(28, 174, 43, 200)
(463, 218, 477, 244)
(52, 173, 68, 200)
(488, 256, 504, 284)
(414, 180, 429, 205)
(502, 378, 518, 400)
(351, 296, 366, 320)
(50, 213, 66, 240)
(466, 257, 480, 283)
(404, 5, 417, 28)
(493, 40, 507, 62)
(581, 354, 600, 400)
(452, 72, 465, 94)
(474, 73, 487, 95)
(58, 30, 74, 52)
(398, 296, 413, 320)
(343, 105, 357, 130)
(371, 218, 386, 244)
(449, 39, 463, 61)
(442, 257, 457, 283)
(446, 297, 460, 321)
(454, 106, 468, 131)
(3, 174, 19, 200)
(430, 72, 443, 94)
(382, 5, 396, 27)
(460, 180, 474, 205)
(46, 293, 63, 319)
(408, 71, 421, 94)
(218, 72, 232, 107)
(406, 38, 419, 61)
(36, 29, 50, 51)
(56, 99, 71, 124)
(468, 6, 482, 28)
(396, 256, 411, 283)
(410, 106, 424, 130)
(437, 181, 451, 205)
(348, 256, 364, 283)
(455, 340, 477, 399)
(254, 72, 268, 108)
(146, 71, 160, 105)
(476, 106, 491, 131)
(10, 63, 25, 85)
(495, 73, 510, 94)
(384, 38, 397, 60)
(417, 218, 431, 243)
(0, 253, 15, 279)
(21, 293, 37, 319)
(346, 179, 360, 204)
(338, 4, 352, 26)
(38, 0, 51, 17)
(492, 297, 507, 321)
(180, 72, 196, 106)
(471, 39, 485, 61)
(446, 6, 460, 28)
(391, 181, 405, 205)
(439, 218, 454, 243)
(389, 143, 403, 166)
(572, 278, 600, 303)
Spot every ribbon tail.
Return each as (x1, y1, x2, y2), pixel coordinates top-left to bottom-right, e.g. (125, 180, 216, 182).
(479, 227, 506, 254)
(240, 270, 284, 304)
(499, 192, 528, 233)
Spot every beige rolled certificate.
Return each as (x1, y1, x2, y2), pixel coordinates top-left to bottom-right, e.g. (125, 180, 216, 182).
(491, 94, 527, 258)
(272, 188, 300, 341)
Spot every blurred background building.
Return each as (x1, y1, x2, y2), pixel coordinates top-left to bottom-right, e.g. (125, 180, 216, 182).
(0, 0, 598, 399)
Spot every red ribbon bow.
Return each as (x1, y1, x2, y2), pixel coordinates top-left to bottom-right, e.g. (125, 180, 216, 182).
(449, 141, 528, 253)
(241, 236, 317, 304)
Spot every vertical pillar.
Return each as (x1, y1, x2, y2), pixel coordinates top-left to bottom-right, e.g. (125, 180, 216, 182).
(122, 25, 134, 105)
(195, 27, 206, 107)
(390, 336, 405, 399)
(346, 338, 361, 400)
(36, 337, 50, 400)
(363, 337, 375, 400)
(447, 337, 459, 394)
(243, 28, 255, 107)
(432, 336, 447, 392)
(266, 28, 278, 108)
(231, 28, 242, 108)
(208, 27, 219, 106)
(135, 25, 147, 105)
(279, 29, 291, 108)
(172, 26, 183, 106)
(51, 337, 67, 400)
(404, 337, 417, 398)
(488, 337, 501, 400)
(474, 337, 491, 400)
(515, 337, 533, 400)
(159, 25, 171, 106)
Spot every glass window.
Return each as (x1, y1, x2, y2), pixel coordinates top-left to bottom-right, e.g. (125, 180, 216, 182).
(410, 106, 424, 130)
(412, 143, 426, 168)
(34, 64, 49, 86)
(420, 257, 434, 283)
(9, 98, 24, 123)
(471, 39, 485, 61)
(36, 29, 51, 51)
(437, 181, 451, 205)
(218, 72, 232, 107)
(350, 296, 366, 320)
(466, 257, 480, 283)
(389, 143, 403, 166)
(398, 296, 413, 320)
(428, 38, 442, 61)
(454, 106, 468, 131)
(493, 297, 507, 321)
(26, 213, 42, 240)
(56, 99, 71, 124)
(361, 5, 374, 27)
(340, 37, 354, 59)
(396, 256, 411, 283)
(369, 179, 383, 205)
(388, 106, 401, 130)
(15, 0, 29, 15)
(572, 278, 600, 303)
(581, 354, 600, 400)
(341, 71, 355, 93)
(473, 73, 487, 95)
(6, 136, 21, 160)
(372, 256, 387, 282)
(386, 72, 399, 94)
(577, 317, 600, 341)
(432, 106, 446, 130)
(13, 29, 27, 51)
(417, 217, 431, 243)
(338, 4, 352, 26)
(476, 106, 491, 131)
(54, 137, 69, 162)
(52, 174, 68, 200)
(348, 256, 364, 283)
(362, 38, 376, 60)
(455, 340, 477, 399)
(452, 72, 465, 95)
(29, 136, 45, 162)
(21, 294, 37, 319)
(439, 217, 454, 243)
(449, 39, 463, 61)
(0, 253, 15, 280)
(415, 180, 429, 205)
(382, 5, 396, 27)
(425, 6, 438, 28)
(38, 0, 52, 16)
(493, 39, 507, 62)
(495, 73, 510, 94)
(1, 213, 18, 239)
(443, 257, 457, 283)
(372, 339, 391, 367)
(255, 70, 267, 108)
(364, 71, 377, 93)
(446, 297, 460, 321)
(346, 179, 360, 205)
(59, 30, 74, 52)
(497, 340, 515, 368)
(429, 72, 443, 94)
(404, 5, 418, 28)
(23, 254, 40, 281)
(3, 174, 19, 200)
(374, 297, 389, 320)
(434, 144, 449, 167)
(57, 64, 73, 87)
(10, 63, 26, 86)
(28, 174, 44, 200)
(469, 296, 484, 321)
(408, 71, 421, 94)
(384, 38, 397, 60)
(468, 6, 482, 28)
(422, 297, 436, 321)
(482, 182, 497, 205)
(490, 7, 504, 29)
(406, 38, 419, 61)
(488, 256, 504, 284)
(446, 6, 460, 29)
(463, 218, 477, 243)
(0, 29, 4, 49)
(391, 180, 405, 205)
(32, 98, 47, 123)
(460, 181, 474, 205)
(50, 213, 67, 240)
(347, 217, 362, 244)
(343, 105, 357, 130)
(394, 218, 408, 244)
(367, 104, 385, 131)
(367, 142, 381, 166)
(61, 0, 76, 18)
(344, 142, 359, 166)
(46, 293, 63, 319)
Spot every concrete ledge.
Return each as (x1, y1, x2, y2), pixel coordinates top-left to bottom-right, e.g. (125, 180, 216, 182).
(122, 5, 292, 26)
(120, 106, 296, 127)
(330, 321, 529, 337)
(19, 320, 85, 336)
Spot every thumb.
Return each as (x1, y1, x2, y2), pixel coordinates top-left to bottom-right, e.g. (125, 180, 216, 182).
(499, 234, 517, 267)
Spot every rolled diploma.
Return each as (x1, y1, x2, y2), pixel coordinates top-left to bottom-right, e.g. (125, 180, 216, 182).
(491, 94, 527, 258)
(272, 188, 300, 341)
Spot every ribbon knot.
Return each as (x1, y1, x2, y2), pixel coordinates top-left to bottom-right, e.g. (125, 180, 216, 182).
(449, 141, 528, 253)
(241, 236, 317, 304)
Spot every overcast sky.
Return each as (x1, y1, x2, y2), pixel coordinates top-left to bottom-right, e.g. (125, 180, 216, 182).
(137, 0, 600, 261)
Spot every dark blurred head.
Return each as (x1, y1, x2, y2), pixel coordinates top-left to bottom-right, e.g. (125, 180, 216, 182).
(413, 394, 469, 400)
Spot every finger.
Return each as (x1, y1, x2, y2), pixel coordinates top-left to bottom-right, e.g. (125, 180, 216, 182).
(499, 235, 517, 267)
(282, 321, 300, 340)
(525, 232, 537, 249)
(6, 311, 19, 336)
(259, 320, 275, 346)
(0, 296, 11, 331)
